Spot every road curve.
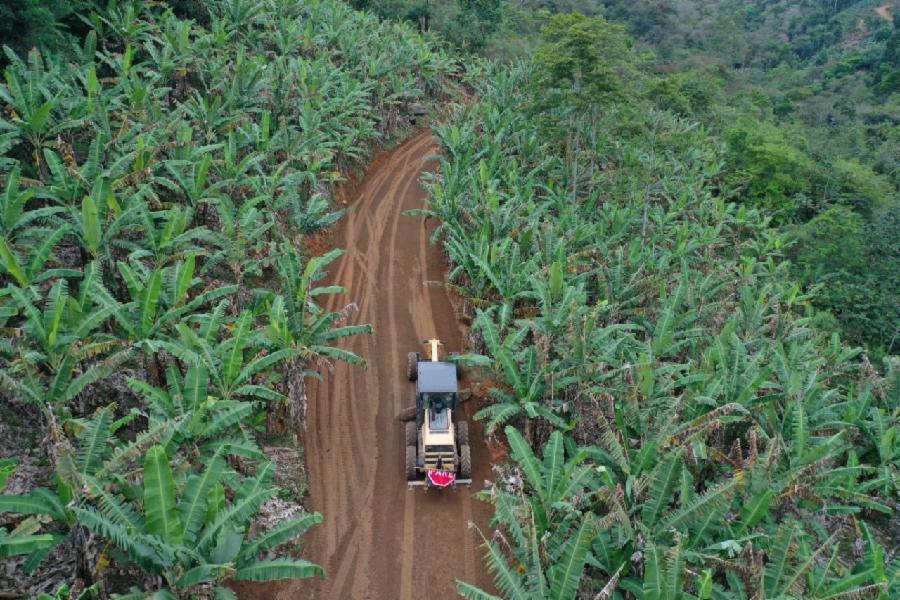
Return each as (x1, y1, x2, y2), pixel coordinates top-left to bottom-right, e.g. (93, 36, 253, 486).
(240, 131, 494, 600)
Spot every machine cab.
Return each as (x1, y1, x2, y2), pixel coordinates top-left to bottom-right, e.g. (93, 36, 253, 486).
(416, 362, 459, 470)
(415, 361, 459, 420)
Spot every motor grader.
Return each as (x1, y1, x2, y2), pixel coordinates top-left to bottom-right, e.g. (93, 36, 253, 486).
(403, 339, 471, 488)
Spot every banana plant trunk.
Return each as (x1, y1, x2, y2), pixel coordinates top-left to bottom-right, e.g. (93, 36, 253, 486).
(523, 416, 534, 449)
(288, 360, 308, 428)
(267, 358, 308, 437)
(73, 525, 101, 597)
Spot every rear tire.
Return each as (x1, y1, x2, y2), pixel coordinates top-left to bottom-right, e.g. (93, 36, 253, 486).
(405, 421, 417, 446)
(407, 352, 419, 381)
(405, 445, 417, 481)
(459, 444, 471, 479)
(456, 421, 469, 447)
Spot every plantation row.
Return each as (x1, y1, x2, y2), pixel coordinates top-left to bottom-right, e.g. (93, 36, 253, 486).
(424, 49, 900, 599)
(0, 0, 455, 597)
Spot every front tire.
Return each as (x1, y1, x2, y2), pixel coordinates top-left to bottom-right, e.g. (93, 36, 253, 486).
(407, 352, 419, 381)
(405, 445, 417, 481)
(405, 421, 417, 446)
(459, 444, 471, 479)
(456, 421, 469, 447)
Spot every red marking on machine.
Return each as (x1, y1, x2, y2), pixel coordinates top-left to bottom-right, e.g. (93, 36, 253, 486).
(427, 470, 456, 487)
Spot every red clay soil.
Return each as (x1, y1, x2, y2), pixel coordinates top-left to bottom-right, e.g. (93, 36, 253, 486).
(236, 131, 495, 599)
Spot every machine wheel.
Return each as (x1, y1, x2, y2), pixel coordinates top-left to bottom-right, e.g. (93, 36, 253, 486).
(407, 352, 419, 381)
(405, 445, 417, 481)
(459, 444, 472, 479)
(405, 421, 417, 446)
(456, 421, 469, 447)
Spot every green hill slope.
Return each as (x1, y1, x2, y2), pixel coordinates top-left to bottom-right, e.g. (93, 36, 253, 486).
(420, 14, 900, 599)
(599, 0, 900, 356)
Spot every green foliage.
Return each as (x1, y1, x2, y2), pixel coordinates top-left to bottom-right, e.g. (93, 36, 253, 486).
(875, 14, 900, 93)
(1, 418, 323, 595)
(73, 443, 322, 595)
(590, 0, 900, 353)
(649, 69, 724, 117)
(0, 458, 17, 492)
(353, 0, 503, 51)
(456, 0, 504, 51)
(723, 121, 815, 221)
(789, 205, 865, 278)
(829, 158, 893, 215)
(426, 44, 898, 597)
(0, 0, 454, 593)
(36, 581, 97, 600)
(532, 13, 638, 109)
(0, 1, 87, 58)
(0, 518, 56, 560)
(787, 204, 900, 355)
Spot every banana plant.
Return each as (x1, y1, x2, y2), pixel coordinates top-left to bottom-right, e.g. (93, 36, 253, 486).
(2, 419, 322, 594)
(127, 362, 267, 461)
(202, 194, 275, 283)
(74, 445, 323, 597)
(0, 404, 145, 573)
(0, 275, 129, 410)
(459, 494, 597, 600)
(471, 310, 567, 436)
(503, 427, 601, 536)
(143, 9, 194, 87)
(264, 245, 372, 366)
(160, 147, 221, 212)
(164, 308, 302, 404)
(638, 542, 696, 600)
(0, 48, 83, 172)
(36, 582, 97, 600)
(132, 205, 214, 267)
(0, 165, 64, 248)
(88, 0, 152, 46)
(275, 173, 348, 235)
(0, 519, 57, 564)
(0, 167, 69, 287)
(182, 92, 239, 142)
(67, 181, 143, 267)
(0, 457, 64, 571)
(95, 257, 236, 349)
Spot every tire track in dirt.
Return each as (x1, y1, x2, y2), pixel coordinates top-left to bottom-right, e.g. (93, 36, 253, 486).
(238, 131, 494, 600)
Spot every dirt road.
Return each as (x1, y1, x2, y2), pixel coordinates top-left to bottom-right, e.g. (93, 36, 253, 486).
(241, 131, 494, 599)
(876, 2, 895, 22)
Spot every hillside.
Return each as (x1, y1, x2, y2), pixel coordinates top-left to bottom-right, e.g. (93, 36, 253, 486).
(598, 0, 900, 357)
(1, 1, 898, 600)
(413, 7, 900, 600)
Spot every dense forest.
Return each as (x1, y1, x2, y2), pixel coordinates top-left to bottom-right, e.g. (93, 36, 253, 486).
(0, 0, 897, 599)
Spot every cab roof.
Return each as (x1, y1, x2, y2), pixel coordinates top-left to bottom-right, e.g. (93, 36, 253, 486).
(417, 361, 458, 393)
